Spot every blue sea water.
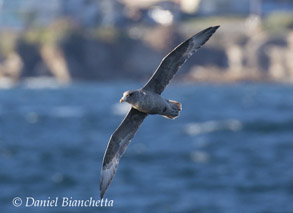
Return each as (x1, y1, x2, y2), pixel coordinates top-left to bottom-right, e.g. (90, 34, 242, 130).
(0, 82, 293, 213)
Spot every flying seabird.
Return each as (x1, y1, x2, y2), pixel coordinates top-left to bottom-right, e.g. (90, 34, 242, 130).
(100, 26, 219, 198)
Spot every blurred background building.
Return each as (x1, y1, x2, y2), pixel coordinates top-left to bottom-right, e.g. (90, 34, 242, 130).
(0, 0, 293, 86)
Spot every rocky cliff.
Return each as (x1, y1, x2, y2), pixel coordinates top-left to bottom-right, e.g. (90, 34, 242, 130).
(1, 19, 293, 84)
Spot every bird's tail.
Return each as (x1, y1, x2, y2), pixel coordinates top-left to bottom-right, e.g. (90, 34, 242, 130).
(169, 100, 182, 111)
(162, 100, 182, 119)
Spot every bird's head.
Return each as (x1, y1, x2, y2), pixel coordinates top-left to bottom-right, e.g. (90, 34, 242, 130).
(120, 90, 138, 104)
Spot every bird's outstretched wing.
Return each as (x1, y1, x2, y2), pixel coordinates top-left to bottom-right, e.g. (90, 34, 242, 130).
(100, 108, 147, 198)
(142, 26, 219, 94)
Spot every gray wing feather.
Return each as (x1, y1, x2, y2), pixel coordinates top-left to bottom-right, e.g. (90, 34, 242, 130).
(142, 26, 220, 94)
(100, 108, 147, 198)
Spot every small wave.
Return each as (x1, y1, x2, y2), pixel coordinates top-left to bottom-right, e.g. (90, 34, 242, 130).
(0, 78, 15, 89)
(51, 173, 64, 183)
(21, 77, 63, 89)
(112, 102, 130, 116)
(25, 112, 39, 124)
(132, 143, 147, 154)
(51, 106, 85, 118)
(185, 119, 242, 136)
(190, 151, 210, 163)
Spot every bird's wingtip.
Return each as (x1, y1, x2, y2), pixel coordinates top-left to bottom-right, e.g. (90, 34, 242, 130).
(100, 190, 105, 200)
(99, 171, 107, 200)
(211, 25, 220, 32)
(205, 25, 220, 35)
(99, 174, 108, 200)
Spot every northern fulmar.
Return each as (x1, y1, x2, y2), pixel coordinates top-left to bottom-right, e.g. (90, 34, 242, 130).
(100, 26, 219, 198)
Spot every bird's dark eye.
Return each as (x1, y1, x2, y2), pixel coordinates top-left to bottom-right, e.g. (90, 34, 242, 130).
(129, 93, 133, 97)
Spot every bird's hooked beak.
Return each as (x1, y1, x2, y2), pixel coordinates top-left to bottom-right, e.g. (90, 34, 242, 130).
(120, 96, 125, 103)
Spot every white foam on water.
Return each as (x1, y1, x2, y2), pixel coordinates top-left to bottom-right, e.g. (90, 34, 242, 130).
(22, 77, 63, 89)
(52, 106, 85, 118)
(190, 151, 210, 163)
(185, 119, 242, 136)
(0, 77, 15, 89)
(112, 102, 130, 116)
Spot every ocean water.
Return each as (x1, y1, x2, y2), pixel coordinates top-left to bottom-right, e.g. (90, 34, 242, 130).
(0, 82, 293, 213)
